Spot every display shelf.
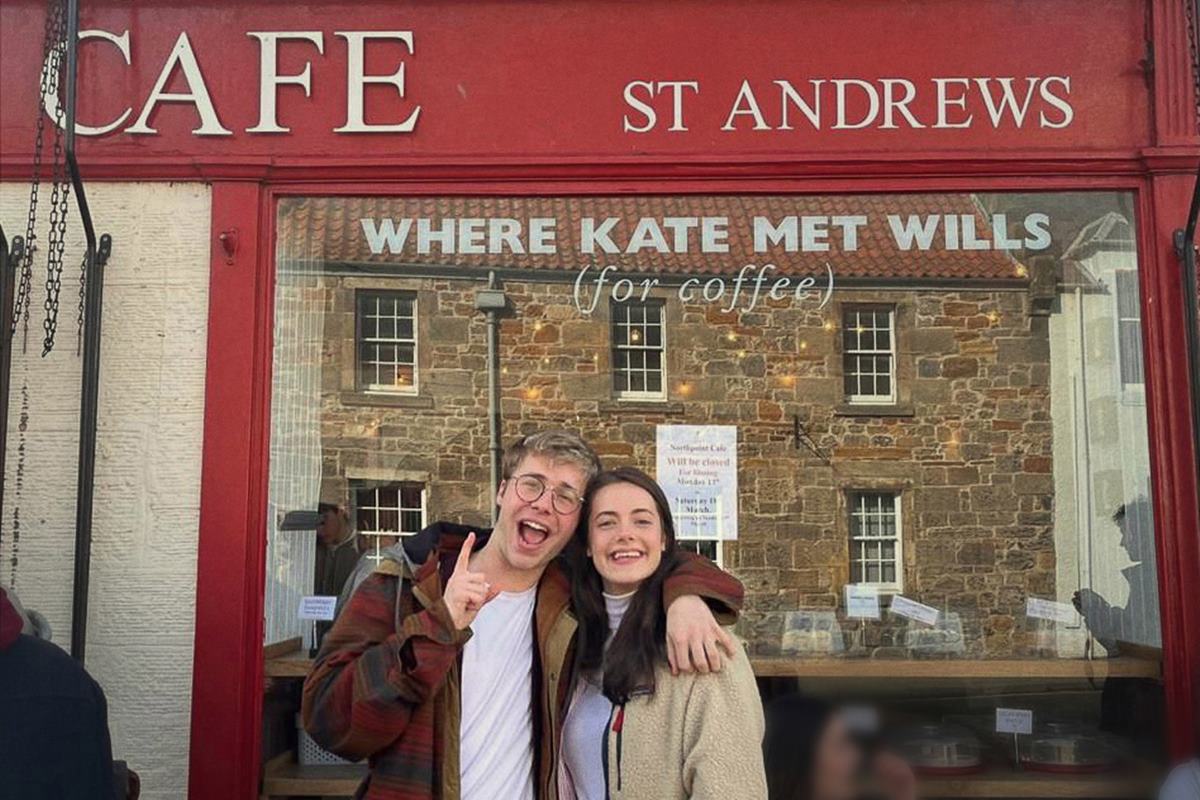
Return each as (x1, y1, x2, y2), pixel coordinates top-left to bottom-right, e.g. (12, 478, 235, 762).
(749, 656, 1161, 680)
(260, 752, 366, 799)
(919, 764, 1158, 798)
(265, 646, 315, 678)
(266, 646, 1161, 681)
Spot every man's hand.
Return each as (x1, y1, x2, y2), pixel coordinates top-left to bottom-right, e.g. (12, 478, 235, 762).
(443, 533, 496, 630)
(665, 594, 738, 675)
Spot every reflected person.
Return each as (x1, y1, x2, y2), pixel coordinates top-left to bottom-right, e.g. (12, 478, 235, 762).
(1072, 497, 1164, 750)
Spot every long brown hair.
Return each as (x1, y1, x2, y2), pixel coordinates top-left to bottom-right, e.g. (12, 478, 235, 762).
(571, 467, 679, 704)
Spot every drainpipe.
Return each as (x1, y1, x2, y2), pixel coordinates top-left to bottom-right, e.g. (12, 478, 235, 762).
(65, 0, 113, 664)
(0, 230, 22, 529)
(475, 272, 508, 524)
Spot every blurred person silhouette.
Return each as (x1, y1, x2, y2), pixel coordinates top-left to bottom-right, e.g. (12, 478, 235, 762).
(0, 585, 117, 800)
(1072, 497, 1165, 750)
(315, 501, 358, 645)
(763, 694, 916, 800)
(1073, 497, 1159, 653)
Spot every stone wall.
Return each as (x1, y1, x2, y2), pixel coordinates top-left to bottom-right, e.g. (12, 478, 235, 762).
(314, 274, 1055, 658)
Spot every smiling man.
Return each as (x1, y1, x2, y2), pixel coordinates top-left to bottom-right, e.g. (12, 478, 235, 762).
(303, 430, 743, 800)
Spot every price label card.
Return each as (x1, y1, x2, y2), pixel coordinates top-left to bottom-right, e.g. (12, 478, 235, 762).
(844, 584, 881, 620)
(995, 708, 1034, 735)
(298, 595, 338, 621)
(889, 595, 940, 626)
(1025, 596, 1076, 624)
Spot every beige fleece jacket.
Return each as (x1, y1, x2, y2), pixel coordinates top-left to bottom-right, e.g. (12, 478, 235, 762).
(604, 642, 767, 800)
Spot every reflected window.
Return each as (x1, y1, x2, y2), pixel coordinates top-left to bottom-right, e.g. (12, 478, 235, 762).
(353, 482, 425, 565)
(679, 538, 722, 567)
(842, 306, 896, 404)
(613, 301, 666, 400)
(1115, 270, 1144, 388)
(357, 290, 417, 393)
(849, 491, 902, 591)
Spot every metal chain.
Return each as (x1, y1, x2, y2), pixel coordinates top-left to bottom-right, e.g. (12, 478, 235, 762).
(77, 251, 86, 355)
(1187, 0, 1200, 127)
(6, 378, 30, 589)
(41, 0, 70, 357)
(12, 0, 63, 348)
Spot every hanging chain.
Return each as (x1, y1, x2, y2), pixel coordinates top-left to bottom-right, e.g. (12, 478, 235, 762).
(1187, 0, 1200, 128)
(12, 0, 65, 350)
(76, 251, 86, 355)
(6, 378, 30, 589)
(40, 0, 70, 357)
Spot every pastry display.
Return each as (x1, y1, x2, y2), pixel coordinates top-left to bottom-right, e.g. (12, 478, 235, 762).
(781, 610, 845, 655)
(893, 722, 984, 775)
(1021, 722, 1117, 773)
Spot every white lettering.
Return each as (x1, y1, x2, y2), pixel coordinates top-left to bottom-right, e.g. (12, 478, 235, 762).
(721, 80, 770, 131)
(247, 31, 324, 134)
(127, 32, 231, 135)
(334, 31, 420, 133)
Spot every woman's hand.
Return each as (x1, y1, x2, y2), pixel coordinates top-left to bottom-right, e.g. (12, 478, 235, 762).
(665, 594, 738, 675)
(442, 533, 496, 630)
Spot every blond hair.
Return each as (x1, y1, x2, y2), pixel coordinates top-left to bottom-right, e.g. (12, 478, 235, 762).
(501, 430, 602, 483)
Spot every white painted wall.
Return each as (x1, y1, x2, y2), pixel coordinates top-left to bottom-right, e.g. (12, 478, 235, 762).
(1, 182, 210, 800)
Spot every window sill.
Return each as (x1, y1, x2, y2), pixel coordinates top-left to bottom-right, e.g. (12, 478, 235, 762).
(834, 403, 914, 418)
(599, 399, 686, 415)
(339, 391, 434, 409)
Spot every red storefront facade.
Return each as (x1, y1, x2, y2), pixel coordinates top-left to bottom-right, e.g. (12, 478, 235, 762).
(1, 1, 1198, 798)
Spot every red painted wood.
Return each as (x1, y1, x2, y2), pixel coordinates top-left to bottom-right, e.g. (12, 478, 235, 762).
(0, 0, 1180, 794)
(1141, 174, 1200, 758)
(0, 0, 1152, 165)
(188, 181, 271, 800)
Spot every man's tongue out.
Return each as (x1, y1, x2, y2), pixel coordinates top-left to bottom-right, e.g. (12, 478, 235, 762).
(517, 520, 549, 549)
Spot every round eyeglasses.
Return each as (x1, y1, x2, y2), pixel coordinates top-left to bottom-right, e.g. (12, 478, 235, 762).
(511, 473, 583, 514)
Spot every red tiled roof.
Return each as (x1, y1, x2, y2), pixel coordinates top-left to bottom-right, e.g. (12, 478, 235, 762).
(277, 194, 1023, 281)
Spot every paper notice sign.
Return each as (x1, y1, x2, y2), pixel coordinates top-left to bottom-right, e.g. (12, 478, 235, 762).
(1025, 596, 1077, 624)
(995, 708, 1034, 735)
(298, 595, 338, 621)
(844, 584, 881, 620)
(889, 595, 940, 626)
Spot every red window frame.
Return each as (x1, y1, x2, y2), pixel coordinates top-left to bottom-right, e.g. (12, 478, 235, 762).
(188, 171, 1200, 800)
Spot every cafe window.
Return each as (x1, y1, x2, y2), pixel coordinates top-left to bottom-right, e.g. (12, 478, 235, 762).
(353, 482, 425, 566)
(266, 191, 1169, 793)
(612, 300, 666, 400)
(848, 491, 903, 591)
(1115, 270, 1144, 388)
(842, 306, 896, 404)
(356, 290, 417, 393)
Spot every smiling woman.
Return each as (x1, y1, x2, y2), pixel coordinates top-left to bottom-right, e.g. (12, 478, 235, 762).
(565, 467, 767, 800)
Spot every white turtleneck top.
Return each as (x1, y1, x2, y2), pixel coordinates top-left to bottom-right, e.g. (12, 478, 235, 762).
(560, 590, 634, 800)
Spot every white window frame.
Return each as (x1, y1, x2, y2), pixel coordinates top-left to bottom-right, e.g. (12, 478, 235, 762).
(352, 482, 427, 566)
(357, 290, 418, 395)
(1112, 269, 1145, 400)
(612, 300, 667, 401)
(848, 490, 903, 593)
(677, 538, 724, 568)
(842, 306, 897, 405)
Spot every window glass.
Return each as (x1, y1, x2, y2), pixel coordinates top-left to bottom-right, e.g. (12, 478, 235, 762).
(266, 191, 1165, 790)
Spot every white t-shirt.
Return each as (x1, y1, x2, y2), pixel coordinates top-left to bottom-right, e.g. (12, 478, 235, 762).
(560, 591, 634, 800)
(459, 585, 538, 800)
